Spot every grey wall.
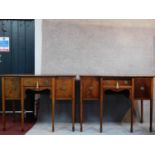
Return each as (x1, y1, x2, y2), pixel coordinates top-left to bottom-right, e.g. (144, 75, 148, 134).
(42, 19, 155, 76)
(41, 20, 155, 123)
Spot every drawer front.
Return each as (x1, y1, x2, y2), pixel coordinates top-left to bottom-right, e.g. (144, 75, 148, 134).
(38, 78, 51, 86)
(81, 77, 100, 99)
(4, 77, 20, 99)
(55, 78, 73, 99)
(134, 78, 152, 99)
(23, 78, 52, 87)
(103, 79, 131, 87)
(23, 78, 38, 87)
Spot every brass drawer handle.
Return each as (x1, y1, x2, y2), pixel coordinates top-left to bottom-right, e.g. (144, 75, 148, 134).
(105, 81, 110, 84)
(116, 81, 119, 89)
(44, 80, 49, 85)
(36, 81, 39, 88)
(124, 80, 129, 84)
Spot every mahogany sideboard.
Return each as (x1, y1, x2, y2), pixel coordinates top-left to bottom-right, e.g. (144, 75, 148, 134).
(1, 75, 76, 132)
(1, 75, 154, 133)
(80, 76, 154, 133)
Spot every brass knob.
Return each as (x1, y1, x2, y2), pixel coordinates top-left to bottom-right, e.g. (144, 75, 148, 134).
(44, 80, 49, 86)
(140, 86, 145, 91)
(87, 86, 93, 96)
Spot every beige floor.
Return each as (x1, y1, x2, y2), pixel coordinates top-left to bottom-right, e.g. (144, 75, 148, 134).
(26, 122, 154, 135)
(26, 94, 155, 135)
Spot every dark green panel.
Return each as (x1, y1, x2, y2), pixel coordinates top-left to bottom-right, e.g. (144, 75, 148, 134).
(0, 19, 35, 111)
(18, 20, 26, 73)
(25, 20, 35, 73)
(0, 19, 34, 74)
(0, 20, 12, 74)
(11, 20, 19, 73)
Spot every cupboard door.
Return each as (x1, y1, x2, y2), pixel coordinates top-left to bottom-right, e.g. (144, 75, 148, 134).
(4, 77, 20, 99)
(134, 78, 152, 99)
(56, 77, 73, 99)
(81, 77, 100, 100)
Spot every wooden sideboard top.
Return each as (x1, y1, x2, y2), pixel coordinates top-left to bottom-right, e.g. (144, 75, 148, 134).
(0, 74, 76, 77)
(80, 75, 155, 78)
(0, 74, 155, 78)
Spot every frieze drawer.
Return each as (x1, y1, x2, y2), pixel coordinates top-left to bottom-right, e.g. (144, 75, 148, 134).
(23, 78, 51, 87)
(23, 78, 38, 86)
(55, 77, 73, 99)
(102, 79, 131, 87)
(38, 78, 51, 86)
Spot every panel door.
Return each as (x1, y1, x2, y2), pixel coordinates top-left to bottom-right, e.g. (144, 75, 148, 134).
(0, 20, 35, 111)
(134, 78, 152, 99)
(81, 77, 100, 100)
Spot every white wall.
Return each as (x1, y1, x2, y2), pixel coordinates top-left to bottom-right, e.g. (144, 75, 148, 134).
(41, 19, 155, 76)
(35, 19, 42, 74)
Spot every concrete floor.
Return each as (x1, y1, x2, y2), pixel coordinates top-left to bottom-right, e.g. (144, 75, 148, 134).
(26, 122, 155, 135)
(26, 94, 155, 135)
